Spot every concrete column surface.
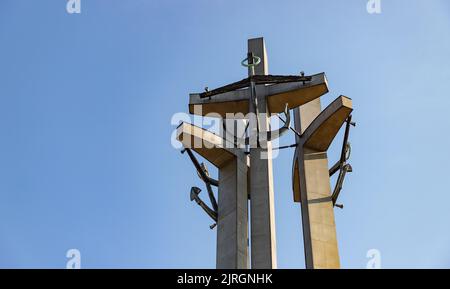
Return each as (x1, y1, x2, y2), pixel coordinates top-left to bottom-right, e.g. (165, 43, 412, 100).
(294, 99, 340, 269)
(248, 37, 277, 269)
(217, 155, 249, 269)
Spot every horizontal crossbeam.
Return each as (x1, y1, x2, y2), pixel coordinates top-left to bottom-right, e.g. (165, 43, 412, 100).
(199, 75, 313, 99)
(189, 73, 328, 117)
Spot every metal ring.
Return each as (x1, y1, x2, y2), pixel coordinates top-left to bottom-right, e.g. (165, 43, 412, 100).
(241, 55, 261, 67)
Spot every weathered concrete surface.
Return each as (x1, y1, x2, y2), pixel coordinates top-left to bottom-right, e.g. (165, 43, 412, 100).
(293, 95, 352, 269)
(217, 155, 249, 269)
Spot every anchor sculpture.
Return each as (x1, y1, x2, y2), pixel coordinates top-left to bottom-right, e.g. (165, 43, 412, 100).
(182, 148, 218, 229)
(330, 116, 356, 208)
(176, 37, 355, 269)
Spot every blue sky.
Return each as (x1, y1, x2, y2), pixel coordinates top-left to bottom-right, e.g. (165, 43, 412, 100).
(0, 0, 450, 268)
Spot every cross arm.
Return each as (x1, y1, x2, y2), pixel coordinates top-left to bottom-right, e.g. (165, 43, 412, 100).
(291, 95, 353, 202)
(188, 73, 328, 117)
(176, 122, 246, 167)
(301, 95, 353, 151)
(265, 73, 329, 113)
(189, 89, 251, 118)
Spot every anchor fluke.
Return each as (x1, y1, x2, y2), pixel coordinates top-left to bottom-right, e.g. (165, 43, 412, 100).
(189, 187, 218, 222)
(190, 186, 201, 201)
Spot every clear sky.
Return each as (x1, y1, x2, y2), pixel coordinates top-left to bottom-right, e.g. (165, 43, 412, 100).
(1, 0, 450, 269)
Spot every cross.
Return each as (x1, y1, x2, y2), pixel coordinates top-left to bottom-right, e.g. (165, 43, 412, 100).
(292, 96, 352, 269)
(177, 37, 352, 269)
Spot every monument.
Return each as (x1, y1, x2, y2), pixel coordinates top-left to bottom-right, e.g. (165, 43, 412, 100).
(176, 38, 354, 269)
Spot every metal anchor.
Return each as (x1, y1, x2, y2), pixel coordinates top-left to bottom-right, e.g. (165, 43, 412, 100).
(182, 149, 219, 228)
(330, 115, 356, 208)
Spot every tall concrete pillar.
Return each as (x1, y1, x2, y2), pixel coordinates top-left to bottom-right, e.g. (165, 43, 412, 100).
(177, 123, 249, 269)
(248, 38, 277, 269)
(293, 96, 352, 269)
(217, 153, 249, 269)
